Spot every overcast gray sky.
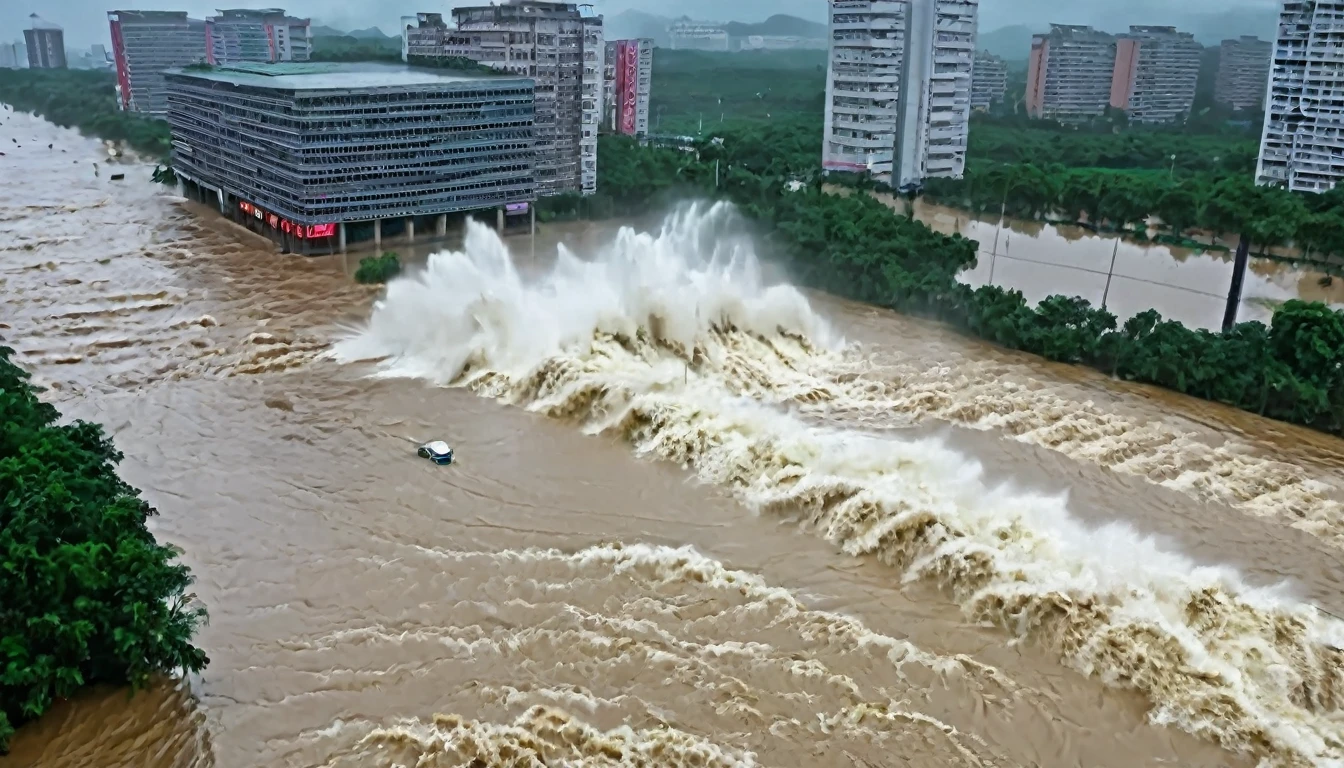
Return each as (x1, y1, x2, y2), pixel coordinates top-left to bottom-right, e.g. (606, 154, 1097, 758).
(2, 0, 1284, 49)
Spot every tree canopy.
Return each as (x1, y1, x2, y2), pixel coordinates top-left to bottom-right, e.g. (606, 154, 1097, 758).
(0, 347, 208, 752)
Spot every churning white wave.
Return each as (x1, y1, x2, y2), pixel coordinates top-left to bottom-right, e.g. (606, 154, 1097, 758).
(332, 204, 1344, 767)
(333, 202, 836, 384)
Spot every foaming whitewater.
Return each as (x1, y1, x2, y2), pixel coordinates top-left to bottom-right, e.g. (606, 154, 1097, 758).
(334, 202, 835, 384)
(333, 206, 1344, 766)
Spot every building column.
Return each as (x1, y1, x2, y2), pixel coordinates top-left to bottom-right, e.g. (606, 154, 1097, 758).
(497, 206, 505, 233)
(406, 216, 415, 243)
(374, 219, 382, 250)
(436, 214, 447, 237)
(217, 189, 226, 214)
(338, 222, 347, 253)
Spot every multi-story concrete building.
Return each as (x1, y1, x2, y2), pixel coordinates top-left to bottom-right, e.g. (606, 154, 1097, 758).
(971, 50, 1008, 110)
(1026, 24, 1117, 121)
(580, 7, 603, 192)
(109, 11, 208, 115)
(1215, 35, 1272, 111)
(1257, 0, 1344, 193)
(406, 2, 602, 197)
(0, 42, 23, 69)
(206, 8, 312, 65)
(24, 16, 66, 69)
(668, 23, 730, 51)
(164, 62, 536, 254)
(1109, 26, 1201, 124)
(604, 38, 653, 136)
(823, 0, 978, 189)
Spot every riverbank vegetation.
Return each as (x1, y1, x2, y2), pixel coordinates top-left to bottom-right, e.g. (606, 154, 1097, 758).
(0, 69, 172, 161)
(311, 34, 401, 63)
(587, 125, 1344, 435)
(0, 347, 209, 753)
(355, 253, 402, 284)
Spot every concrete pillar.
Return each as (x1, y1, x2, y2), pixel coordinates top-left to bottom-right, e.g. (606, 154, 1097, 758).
(406, 217, 415, 243)
(497, 206, 505, 233)
(217, 189, 226, 214)
(374, 219, 382, 250)
(338, 222, 347, 253)
(436, 214, 447, 237)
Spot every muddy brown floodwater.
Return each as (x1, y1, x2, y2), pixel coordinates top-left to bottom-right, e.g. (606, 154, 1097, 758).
(4, 108, 1344, 768)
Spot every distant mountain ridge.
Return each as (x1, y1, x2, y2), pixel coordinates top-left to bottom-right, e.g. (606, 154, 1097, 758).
(978, 25, 1039, 62)
(724, 14, 826, 38)
(347, 27, 395, 40)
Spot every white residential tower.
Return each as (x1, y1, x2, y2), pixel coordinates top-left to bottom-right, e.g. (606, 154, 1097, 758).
(1257, 0, 1344, 193)
(823, 0, 978, 190)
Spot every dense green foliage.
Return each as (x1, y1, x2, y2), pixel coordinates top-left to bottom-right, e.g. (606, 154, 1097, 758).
(355, 253, 402, 284)
(0, 69, 173, 162)
(590, 125, 1344, 435)
(0, 347, 208, 753)
(405, 54, 503, 75)
(922, 156, 1344, 257)
(649, 49, 825, 135)
(310, 34, 402, 63)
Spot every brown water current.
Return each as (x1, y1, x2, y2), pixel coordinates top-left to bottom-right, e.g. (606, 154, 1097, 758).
(4, 108, 1344, 768)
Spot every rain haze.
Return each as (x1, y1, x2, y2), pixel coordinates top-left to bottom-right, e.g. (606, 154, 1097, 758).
(1, 0, 1286, 50)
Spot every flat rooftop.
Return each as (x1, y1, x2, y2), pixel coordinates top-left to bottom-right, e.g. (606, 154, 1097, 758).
(166, 61, 518, 90)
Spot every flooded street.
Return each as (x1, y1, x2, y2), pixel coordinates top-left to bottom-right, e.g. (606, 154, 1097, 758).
(861, 191, 1344, 332)
(4, 108, 1344, 768)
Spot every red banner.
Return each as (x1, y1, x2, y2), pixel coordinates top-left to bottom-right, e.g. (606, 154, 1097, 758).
(617, 41, 638, 135)
(109, 19, 133, 111)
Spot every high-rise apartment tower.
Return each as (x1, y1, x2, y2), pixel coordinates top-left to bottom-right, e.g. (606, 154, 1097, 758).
(1257, 0, 1344, 192)
(1215, 35, 1272, 112)
(405, 2, 603, 196)
(823, 0, 978, 190)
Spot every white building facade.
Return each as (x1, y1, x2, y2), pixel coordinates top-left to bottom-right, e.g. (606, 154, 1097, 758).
(823, 0, 977, 189)
(1257, 0, 1344, 193)
(407, 2, 602, 197)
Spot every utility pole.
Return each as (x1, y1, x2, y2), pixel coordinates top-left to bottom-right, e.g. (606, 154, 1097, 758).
(1222, 234, 1251, 332)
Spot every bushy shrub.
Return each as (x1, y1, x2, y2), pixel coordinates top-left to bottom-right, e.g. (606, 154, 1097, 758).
(0, 347, 208, 752)
(354, 252, 401, 284)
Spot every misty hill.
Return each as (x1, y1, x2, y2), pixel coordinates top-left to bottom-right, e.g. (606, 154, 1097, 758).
(311, 25, 346, 37)
(347, 27, 395, 40)
(978, 25, 1039, 62)
(724, 14, 826, 38)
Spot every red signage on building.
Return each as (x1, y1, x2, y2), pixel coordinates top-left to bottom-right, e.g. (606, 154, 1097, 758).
(615, 40, 639, 135)
(237, 199, 336, 239)
(108, 19, 133, 111)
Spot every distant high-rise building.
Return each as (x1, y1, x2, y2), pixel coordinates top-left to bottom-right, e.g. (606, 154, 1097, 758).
(406, 2, 603, 197)
(206, 8, 312, 64)
(25, 15, 67, 69)
(972, 50, 1008, 110)
(668, 23, 729, 51)
(823, 0, 978, 189)
(1109, 26, 1201, 124)
(1215, 35, 1271, 112)
(1026, 25, 1117, 121)
(109, 11, 208, 115)
(604, 38, 653, 136)
(1028, 23, 1200, 124)
(0, 42, 21, 69)
(1257, 0, 1344, 193)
